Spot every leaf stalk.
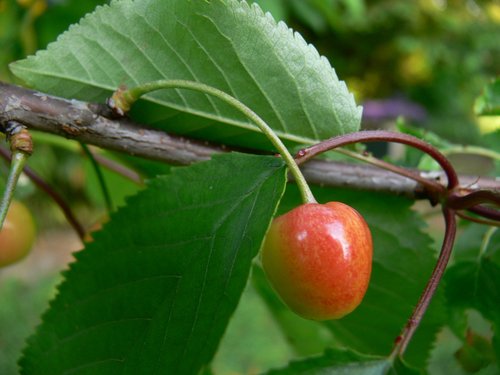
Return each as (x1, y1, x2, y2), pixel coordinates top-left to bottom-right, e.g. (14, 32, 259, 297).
(0, 121, 33, 228)
(109, 79, 316, 204)
(0, 151, 29, 229)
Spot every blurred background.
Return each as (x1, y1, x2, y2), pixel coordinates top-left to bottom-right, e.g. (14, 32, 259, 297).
(0, 0, 499, 374)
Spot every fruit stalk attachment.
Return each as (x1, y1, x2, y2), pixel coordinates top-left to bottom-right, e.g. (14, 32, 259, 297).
(0, 121, 33, 229)
(108, 80, 316, 204)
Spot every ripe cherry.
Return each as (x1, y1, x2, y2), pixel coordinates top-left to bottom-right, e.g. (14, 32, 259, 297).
(261, 202, 372, 320)
(0, 200, 36, 267)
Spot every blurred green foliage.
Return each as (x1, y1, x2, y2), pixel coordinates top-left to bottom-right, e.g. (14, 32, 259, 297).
(256, 0, 500, 143)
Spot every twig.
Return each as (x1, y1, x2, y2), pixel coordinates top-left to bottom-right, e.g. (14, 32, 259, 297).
(296, 130, 459, 190)
(391, 207, 457, 358)
(0, 146, 86, 240)
(81, 143, 114, 212)
(89, 152, 143, 185)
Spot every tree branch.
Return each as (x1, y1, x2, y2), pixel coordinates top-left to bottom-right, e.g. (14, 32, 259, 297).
(1, 81, 498, 200)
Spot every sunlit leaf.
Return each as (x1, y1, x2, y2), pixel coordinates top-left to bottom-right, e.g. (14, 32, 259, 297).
(11, 0, 361, 149)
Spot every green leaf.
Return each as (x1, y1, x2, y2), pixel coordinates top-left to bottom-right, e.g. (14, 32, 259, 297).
(494, 317, 500, 366)
(446, 226, 500, 322)
(262, 348, 421, 375)
(212, 279, 294, 374)
(445, 225, 500, 365)
(268, 186, 446, 368)
(252, 265, 335, 357)
(19, 153, 287, 375)
(475, 78, 500, 116)
(10, 0, 361, 149)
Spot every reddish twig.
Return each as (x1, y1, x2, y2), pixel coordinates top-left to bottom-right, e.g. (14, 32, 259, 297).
(456, 210, 500, 227)
(447, 190, 500, 210)
(295, 130, 460, 191)
(0, 146, 86, 241)
(467, 205, 500, 222)
(391, 207, 457, 358)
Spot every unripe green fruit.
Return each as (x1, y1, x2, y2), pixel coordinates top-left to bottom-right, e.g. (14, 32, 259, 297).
(0, 200, 36, 267)
(261, 202, 372, 320)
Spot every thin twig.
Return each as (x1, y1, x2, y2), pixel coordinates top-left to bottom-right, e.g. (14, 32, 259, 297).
(390, 208, 457, 358)
(90, 152, 143, 185)
(296, 130, 460, 190)
(468, 205, 500, 221)
(81, 143, 114, 212)
(456, 211, 500, 227)
(0, 146, 86, 240)
(447, 190, 500, 210)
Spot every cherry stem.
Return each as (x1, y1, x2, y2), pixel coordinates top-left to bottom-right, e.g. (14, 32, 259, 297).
(390, 207, 457, 359)
(0, 151, 29, 229)
(109, 79, 316, 204)
(295, 130, 460, 191)
(0, 121, 33, 229)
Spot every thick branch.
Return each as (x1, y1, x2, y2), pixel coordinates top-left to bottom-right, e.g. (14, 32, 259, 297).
(1, 82, 498, 199)
(0, 82, 220, 165)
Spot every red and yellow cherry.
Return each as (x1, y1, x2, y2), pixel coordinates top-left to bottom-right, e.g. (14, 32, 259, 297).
(0, 200, 36, 267)
(261, 202, 372, 320)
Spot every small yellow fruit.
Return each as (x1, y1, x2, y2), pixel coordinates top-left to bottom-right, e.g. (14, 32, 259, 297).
(0, 200, 36, 267)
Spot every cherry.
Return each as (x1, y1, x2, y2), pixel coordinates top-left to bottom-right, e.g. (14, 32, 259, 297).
(261, 202, 373, 320)
(0, 200, 36, 267)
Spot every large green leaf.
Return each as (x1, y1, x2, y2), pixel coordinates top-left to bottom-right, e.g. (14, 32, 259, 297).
(10, 0, 361, 149)
(262, 186, 446, 368)
(262, 348, 421, 375)
(19, 153, 286, 375)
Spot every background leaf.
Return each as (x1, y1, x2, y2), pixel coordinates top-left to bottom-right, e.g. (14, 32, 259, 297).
(252, 265, 335, 357)
(19, 153, 286, 375)
(475, 78, 500, 116)
(10, 0, 361, 149)
(446, 225, 500, 323)
(443, 225, 500, 372)
(262, 347, 420, 375)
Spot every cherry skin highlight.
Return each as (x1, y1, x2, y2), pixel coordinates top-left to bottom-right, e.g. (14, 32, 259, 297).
(0, 200, 36, 267)
(261, 202, 373, 320)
